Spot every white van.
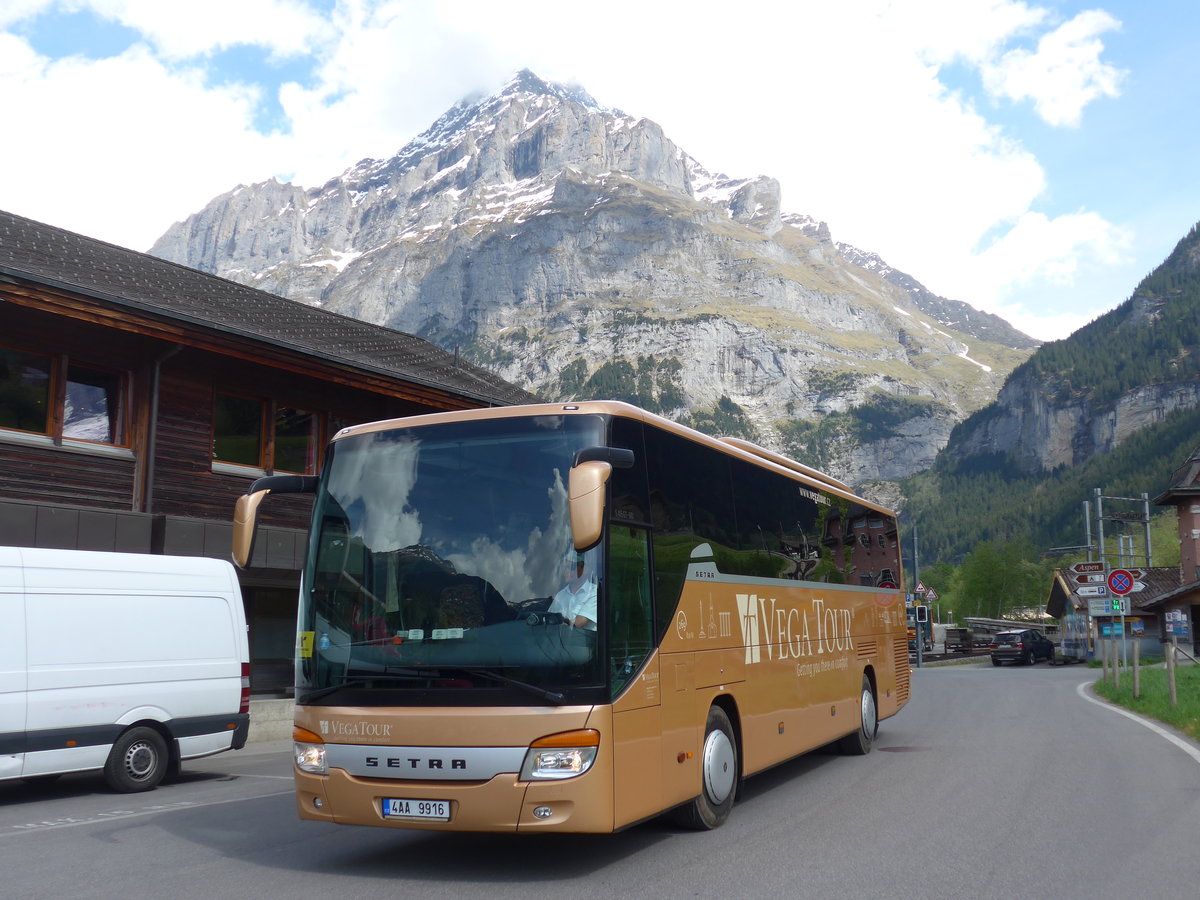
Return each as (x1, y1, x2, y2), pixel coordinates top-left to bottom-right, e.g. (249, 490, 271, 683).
(0, 547, 250, 792)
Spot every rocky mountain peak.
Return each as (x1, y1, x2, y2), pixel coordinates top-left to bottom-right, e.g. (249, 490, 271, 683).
(500, 68, 603, 109)
(150, 70, 1036, 489)
(338, 68, 623, 197)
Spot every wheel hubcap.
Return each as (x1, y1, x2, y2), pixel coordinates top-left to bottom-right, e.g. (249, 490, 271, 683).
(861, 689, 877, 737)
(125, 741, 156, 780)
(702, 728, 736, 805)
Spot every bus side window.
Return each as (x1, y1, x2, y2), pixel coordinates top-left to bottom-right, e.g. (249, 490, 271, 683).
(608, 525, 653, 696)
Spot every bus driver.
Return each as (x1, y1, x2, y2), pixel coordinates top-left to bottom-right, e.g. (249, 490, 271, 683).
(549, 553, 597, 631)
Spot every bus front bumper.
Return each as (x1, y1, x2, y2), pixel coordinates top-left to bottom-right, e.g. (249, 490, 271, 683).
(294, 766, 615, 833)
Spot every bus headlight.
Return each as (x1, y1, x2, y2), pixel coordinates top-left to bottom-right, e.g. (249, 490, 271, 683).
(293, 725, 327, 775)
(520, 729, 600, 781)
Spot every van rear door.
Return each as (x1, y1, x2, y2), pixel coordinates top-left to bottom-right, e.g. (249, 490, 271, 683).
(0, 547, 26, 779)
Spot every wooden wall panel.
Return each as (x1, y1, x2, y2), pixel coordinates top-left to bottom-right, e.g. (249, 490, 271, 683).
(150, 368, 314, 528)
(0, 443, 135, 509)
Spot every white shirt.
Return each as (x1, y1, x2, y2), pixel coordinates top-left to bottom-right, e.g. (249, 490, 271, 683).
(549, 576, 598, 631)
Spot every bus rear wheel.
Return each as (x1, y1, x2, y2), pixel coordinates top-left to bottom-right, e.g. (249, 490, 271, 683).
(837, 675, 877, 756)
(674, 705, 738, 830)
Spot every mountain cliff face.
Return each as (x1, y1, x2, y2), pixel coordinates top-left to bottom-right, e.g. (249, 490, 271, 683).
(903, 222, 1200, 564)
(940, 222, 1200, 475)
(151, 70, 1034, 490)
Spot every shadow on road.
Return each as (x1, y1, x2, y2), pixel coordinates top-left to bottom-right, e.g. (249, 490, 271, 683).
(146, 743, 851, 883)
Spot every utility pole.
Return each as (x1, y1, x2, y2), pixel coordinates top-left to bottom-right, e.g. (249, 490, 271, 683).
(1093, 489, 1154, 673)
(912, 521, 919, 596)
(910, 519, 923, 668)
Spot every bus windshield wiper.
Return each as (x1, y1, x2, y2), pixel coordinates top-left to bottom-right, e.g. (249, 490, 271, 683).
(299, 672, 425, 702)
(300, 668, 565, 705)
(452, 666, 565, 704)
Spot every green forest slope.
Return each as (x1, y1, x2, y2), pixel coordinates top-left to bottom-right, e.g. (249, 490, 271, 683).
(904, 221, 1200, 565)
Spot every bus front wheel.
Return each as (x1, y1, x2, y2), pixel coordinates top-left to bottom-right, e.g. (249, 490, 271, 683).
(837, 675, 877, 756)
(674, 705, 738, 830)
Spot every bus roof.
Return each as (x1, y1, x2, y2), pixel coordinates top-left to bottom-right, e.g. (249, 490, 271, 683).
(331, 400, 895, 518)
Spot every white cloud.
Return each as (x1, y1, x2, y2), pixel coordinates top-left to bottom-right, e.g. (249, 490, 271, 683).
(979, 210, 1132, 285)
(53, 0, 328, 59)
(1, 39, 288, 248)
(994, 305, 1095, 344)
(0, 0, 53, 29)
(983, 9, 1125, 126)
(0, 0, 1132, 342)
(936, 211, 1133, 340)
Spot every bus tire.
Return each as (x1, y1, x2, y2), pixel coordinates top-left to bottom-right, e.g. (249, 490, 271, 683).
(104, 727, 168, 793)
(674, 705, 738, 830)
(837, 675, 877, 756)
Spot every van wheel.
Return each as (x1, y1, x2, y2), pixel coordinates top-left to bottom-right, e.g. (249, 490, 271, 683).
(673, 706, 738, 830)
(104, 727, 168, 793)
(838, 675, 877, 755)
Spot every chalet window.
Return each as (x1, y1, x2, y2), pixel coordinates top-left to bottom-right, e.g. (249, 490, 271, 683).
(273, 406, 317, 474)
(213, 393, 318, 475)
(0, 345, 126, 447)
(213, 393, 264, 467)
(64, 364, 124, 444)
(0, 347, 51, 433)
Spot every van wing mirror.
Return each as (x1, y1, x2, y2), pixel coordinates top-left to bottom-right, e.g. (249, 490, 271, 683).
(231, 475, 317, 569)
(568, 461, 612, 552)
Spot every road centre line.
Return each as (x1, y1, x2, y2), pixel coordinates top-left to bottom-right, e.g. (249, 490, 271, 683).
(1077, 680, 1200, 766)
(0, 789, 294, 838)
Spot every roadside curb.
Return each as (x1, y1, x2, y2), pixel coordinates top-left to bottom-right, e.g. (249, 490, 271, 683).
(1077, 679, 1200, 761)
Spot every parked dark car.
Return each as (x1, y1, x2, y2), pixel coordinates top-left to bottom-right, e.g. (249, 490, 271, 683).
(990, 629, 1055, 666)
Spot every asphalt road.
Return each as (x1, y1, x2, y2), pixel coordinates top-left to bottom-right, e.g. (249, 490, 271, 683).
(3, 662, 1199, 899)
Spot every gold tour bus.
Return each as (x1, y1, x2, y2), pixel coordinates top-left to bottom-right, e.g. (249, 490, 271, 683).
(232, 401, 910, 833)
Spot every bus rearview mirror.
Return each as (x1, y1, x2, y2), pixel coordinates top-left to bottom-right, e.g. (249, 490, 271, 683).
(568, 460, 612, 552)
(230, 474, 318, 569)
(232, 489, 269, 569)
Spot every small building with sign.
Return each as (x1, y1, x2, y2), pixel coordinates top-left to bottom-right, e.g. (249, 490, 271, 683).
(1045, 566, 1182, 661)
(1044, 442, 1200, 660)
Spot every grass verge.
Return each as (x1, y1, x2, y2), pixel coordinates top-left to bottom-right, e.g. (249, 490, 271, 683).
(1092, 665, 1200, 740)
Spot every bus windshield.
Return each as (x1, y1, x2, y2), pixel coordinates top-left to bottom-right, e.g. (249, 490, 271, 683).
(297, 414, 606, 705)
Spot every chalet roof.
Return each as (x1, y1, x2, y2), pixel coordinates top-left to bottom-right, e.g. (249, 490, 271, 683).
(1154, 444, 1200, 505)
(0, 208, 538, 408)
(1134, 577, 1200, 611)
(1130, 566, 1186, 611)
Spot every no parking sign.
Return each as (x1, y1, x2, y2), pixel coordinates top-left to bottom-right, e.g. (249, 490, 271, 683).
(1107, 568, 1134, 595)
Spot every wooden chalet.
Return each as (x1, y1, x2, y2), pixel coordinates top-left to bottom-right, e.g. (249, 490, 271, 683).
(1148, 445, 1200, 656)
(1045, 444, 1200, 660)
(0, 208, 537, 694)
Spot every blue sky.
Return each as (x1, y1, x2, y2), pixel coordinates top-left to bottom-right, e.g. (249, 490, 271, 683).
(1, 0, 1196, 343)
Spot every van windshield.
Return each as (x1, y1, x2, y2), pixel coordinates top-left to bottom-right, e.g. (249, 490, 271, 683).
(296, 414, 607, 705)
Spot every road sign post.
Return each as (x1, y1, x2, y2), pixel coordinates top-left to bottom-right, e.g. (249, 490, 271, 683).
(1106, 568, 1135, 671)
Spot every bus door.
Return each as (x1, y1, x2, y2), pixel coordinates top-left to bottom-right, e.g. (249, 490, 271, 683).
(609, 524, 663, 828)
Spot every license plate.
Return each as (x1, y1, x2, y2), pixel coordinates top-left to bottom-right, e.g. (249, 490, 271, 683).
(382, 798, 451, 821)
